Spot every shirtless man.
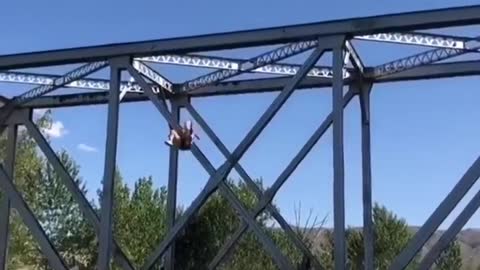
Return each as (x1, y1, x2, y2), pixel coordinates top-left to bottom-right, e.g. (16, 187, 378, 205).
(165, 120, 199, 149)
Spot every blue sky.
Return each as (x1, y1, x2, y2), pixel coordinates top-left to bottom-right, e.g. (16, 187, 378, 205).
(1, 0, 480, 230)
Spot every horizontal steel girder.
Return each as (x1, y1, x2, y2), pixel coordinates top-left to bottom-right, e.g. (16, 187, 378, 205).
(0, 63, 348, 93)
(17, 60, 480, 109)
(0, 5, 479, 69)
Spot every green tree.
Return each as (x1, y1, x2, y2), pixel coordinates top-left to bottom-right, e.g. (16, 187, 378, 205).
(318, 203, 462, 270)
(319, 203, 416, 270)
(175, 179, 300, 270)
(99, 176, 300, 270)
(0, 110, 96, 269)
(433, 240, 462, 270)
(96, 171, 169, 269)
(0, 110, 55, 268)
(30, 150, 96, 269)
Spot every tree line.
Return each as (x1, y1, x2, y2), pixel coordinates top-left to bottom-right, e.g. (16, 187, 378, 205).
(0, 111, 468, 269)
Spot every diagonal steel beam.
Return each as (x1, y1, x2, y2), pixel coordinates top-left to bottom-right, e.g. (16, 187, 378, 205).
(216, 178, 294, 270)
(211, 42, 329, 176)
(131, 60, 173, 93)
(97, 61, 123, 270)
(181, 40, 319, 92)
(389, 155, 480, 270)
(0, 125, 17, 270)
(184, 103, 324, 270)
(130, 60, 172, 108)
(206, 87, 356, 270)
(345, 41, 365, 74)
(417, 188, 480, 269)
(127, 63, 296, 270)
(23, 120, 135, 270)
(0, 165, 68, 270)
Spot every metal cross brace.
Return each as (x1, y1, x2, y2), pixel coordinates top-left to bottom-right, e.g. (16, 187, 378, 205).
(132, 58, 308, 268)
(418, 187, 480, 269)
(23, 119, 135, 270)
(183, 103, 324, 270)
(127, 63, 224, 269)
(127, 64, 298, 270)
(388, 154, 480, 270)
(0, 164, 68, 270)
(201, 84, 356, 269)
(151, 99, 295, 269)
(126, 37, 338, 269)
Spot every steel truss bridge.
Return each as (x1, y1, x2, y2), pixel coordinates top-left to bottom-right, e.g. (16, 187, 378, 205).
(1, 4, 480, 270)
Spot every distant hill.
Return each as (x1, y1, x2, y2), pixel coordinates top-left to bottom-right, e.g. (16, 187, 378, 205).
(294, 227, 480, 269)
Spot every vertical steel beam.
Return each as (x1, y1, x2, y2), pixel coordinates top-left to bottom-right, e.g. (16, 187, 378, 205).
(165, 102, 180, 270)
(97, 61, 122, 270)
(332, 38, 347, 270)
(0, 125, 17, 270)
(358, 81, 374, 270)
(24, 120, 135, 270)
(389, 155, 480, 270)
(0, 165, 68, 270)
(417, 189, 480, 269)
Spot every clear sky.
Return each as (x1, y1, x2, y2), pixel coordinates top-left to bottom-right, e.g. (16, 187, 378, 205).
(1, 0, 480, 230)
